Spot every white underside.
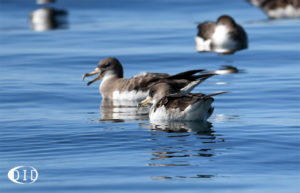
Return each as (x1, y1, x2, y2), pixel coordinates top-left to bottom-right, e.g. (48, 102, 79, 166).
(195, 36, 212, 52)
(267, 5, 300, 18)
(196, 25, 237, 53)
(100, 72, 152, 102)
(214, 69, 234, 75)
(212, 25, 237, 51)
(112, 90, 148, 102)
(249, 0, 263, 7)
(31, 9, 53, 31)
(149, 99, 213, 122)
(100, 73, 150, 102)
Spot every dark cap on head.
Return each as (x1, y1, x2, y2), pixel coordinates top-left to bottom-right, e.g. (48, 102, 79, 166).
(97, 57, 124, 78)
(216, 15, 236, 26)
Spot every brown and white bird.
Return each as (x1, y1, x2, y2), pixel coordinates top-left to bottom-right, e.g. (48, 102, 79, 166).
(30, 8, 68, 31)
(247, 0, 300, 19)
(195, 15, 248, 54)
(82, 57, 220, 103)
(139, 82, 227, 122)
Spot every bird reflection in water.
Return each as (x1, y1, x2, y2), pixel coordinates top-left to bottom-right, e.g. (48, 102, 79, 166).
(37, 0, 55, 4)
(30, 7, 68, 31)
(99, 99, 149, 122)
(149, 120, 213, 133)
(145, 120, 225, 180)
(152, 174, 214, 180)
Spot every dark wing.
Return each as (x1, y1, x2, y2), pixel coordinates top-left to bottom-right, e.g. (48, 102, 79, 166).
(167, 69, 205, 80)
(197, 21, 216, 40)
(119, 73, 169, 92)
(293, 0, 300, 8)
(158, 70, 215, 92)
(154, 93, 209, 112)
(167, 69, 215, 85)
(118, 69, 216, 93)
(229, 24, 248, 49)
(154, 92, 227, 112)
(262, 0, 283, 10)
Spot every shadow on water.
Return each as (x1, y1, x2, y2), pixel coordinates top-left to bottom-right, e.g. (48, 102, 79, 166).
(30, 7, 68, 31)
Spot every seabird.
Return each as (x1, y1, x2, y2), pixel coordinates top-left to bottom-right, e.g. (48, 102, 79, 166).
(195, 15, 248, 54)
(37, 0, 55, 4)
(30, 8, 68, 31)
(138, 83, 227, 122)
(247, 0, 300, 19)
(83, 57, 218, 102)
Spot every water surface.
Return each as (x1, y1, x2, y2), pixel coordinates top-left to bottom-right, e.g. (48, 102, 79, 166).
(0, 0, 300, 192)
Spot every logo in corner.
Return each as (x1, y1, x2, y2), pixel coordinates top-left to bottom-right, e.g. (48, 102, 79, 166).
(8, 166, 38, 184)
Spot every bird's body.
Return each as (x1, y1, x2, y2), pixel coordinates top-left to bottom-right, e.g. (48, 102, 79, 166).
(139, 83, 227, 122)
(30, 8, 67, 31)
(248, 0, 300, 19)
(149, 93, 215, 122)
(98, 72, 168, 100)
(83, 57, 215, 103)
(196, 15, 248, 54)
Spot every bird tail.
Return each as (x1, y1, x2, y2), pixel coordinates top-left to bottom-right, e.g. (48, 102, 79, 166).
(167, 69, 205, 81)
(205, 91, 229, 98)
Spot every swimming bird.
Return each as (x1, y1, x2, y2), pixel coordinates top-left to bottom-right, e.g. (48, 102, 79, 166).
(247, 0, 300, 19)
(138, 83, 227, 122)
(195, 15, 248, 54)
(30, 8, 68, 31)
(82, 57, 217, 102)
(37, 0, 55, 4)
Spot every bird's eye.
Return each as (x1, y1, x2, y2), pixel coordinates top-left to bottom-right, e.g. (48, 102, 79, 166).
(149, 89, 155, 97)
(102, 63, 110, 68)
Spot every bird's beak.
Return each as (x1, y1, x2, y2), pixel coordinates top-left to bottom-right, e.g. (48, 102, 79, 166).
(138, 96, 152, 108)
(82, 67, 104, 86)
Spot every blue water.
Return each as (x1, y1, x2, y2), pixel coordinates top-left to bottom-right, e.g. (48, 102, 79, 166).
(1, 0, 300, 192)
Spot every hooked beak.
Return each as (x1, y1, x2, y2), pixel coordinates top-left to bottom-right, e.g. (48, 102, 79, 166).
(137, 96, 152, 109)
(82, 67, 104, 86)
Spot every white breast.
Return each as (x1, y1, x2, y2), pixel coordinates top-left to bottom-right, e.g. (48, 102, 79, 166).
(212, 25, 238, 47)
(195, 36, 212, 52)
(267, 5, 300, 18)
(149, 99, 213, 122)
(99, 72, 118, 95)
(30, 9, 53, 31)
(112, 90, 148, 101)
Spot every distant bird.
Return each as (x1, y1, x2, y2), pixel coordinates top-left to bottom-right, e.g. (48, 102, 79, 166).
(82, 57, 221, 102)
(30, 8, 68, 31)
(139, 82, 227, 122)
(37, 0, 55, 4)
(247, 0, 300, 19)
(195, 15, 248, 54)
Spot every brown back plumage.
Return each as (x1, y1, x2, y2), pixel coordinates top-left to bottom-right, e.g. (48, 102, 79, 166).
(197, 15, 248, 50)
(197, 21, 216, 40)
(153, 93, 211, 112)
(119, 73, 169, 92)
(262, 0, 300, 9)
(118, 69, 211, 93)
(153, 91, 228, 112)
